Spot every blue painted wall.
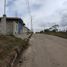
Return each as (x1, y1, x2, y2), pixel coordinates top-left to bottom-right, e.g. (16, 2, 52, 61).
(18, 22, 23, 34)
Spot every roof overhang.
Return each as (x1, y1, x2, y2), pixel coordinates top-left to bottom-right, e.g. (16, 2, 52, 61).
(0, 17, 25, 25)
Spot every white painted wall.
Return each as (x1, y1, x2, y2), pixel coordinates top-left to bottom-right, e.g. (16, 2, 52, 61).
(6, 21, 13, 35)
(13, 21, 18, 35)
(1, 16, 7, 35)
(0, 21, 2, 34)
(22, 26, 31, 34)
(0, 15, 30, 35)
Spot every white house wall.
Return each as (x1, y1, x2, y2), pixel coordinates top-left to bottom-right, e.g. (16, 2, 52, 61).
(22, 26, 26, 33)
(6, 21, 13, 35)
(13, 21, 18, 35)
(22, 26, 29, 33)
(0, 16, 6, 35)
(0, 21, 2, 34)
(0, 16, 28, 35)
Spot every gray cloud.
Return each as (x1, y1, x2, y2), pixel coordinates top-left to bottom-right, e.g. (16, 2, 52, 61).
(0, 0, 67, 32)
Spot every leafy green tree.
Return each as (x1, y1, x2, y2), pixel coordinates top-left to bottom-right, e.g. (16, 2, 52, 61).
(49, 24, 59, 32)
(44, 29, 50, 32)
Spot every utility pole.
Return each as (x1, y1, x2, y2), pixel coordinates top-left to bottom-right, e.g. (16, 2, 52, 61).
(15, 10, 18, 18)
(26, 0, 33, 32)
(31, 15, 33, 32)
(4, 0, 6, 15)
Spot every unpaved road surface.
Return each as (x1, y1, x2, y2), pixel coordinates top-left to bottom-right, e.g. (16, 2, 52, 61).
(20, 34, 67, 67)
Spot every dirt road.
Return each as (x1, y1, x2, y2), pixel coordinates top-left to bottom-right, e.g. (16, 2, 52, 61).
(20, 34, 67, 67)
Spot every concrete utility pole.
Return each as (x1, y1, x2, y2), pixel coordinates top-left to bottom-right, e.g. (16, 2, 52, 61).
(4, 0, 6, 15)
(30, 15, 33, 32)
(15, 10, 18, 17)
(26, 0, 33, 32)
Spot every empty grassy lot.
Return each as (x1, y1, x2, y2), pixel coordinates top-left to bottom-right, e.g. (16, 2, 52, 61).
(45, 32, 67, 39)
(0, 35, 28, 67)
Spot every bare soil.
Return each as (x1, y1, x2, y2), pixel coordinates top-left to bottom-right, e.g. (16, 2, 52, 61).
(20, 34, 67, 67)
(0, 35, 26, 67)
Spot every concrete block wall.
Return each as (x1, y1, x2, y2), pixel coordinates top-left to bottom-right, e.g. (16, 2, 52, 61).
(6, 21, 13, 35)
(0, 15, 7, 35)
(13, 21, 18, 35)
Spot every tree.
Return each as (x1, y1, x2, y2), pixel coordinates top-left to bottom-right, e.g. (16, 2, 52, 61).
(44, 29, 50, 32)
(49, 24, 59, 32)
(40, 30, 44, 33)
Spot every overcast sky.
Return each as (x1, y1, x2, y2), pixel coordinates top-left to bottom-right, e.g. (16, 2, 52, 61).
(0, 0, 67, 32)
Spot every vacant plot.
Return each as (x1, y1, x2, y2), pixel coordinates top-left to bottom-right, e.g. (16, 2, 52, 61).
(0, 35, 28, 67)
(45, 32, 67, 39)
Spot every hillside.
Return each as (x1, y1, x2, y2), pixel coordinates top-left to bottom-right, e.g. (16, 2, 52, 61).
(45, 32, 67, 39)
(0, 35, 28, 67)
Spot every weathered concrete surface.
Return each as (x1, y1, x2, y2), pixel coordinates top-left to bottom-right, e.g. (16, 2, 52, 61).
(20, 34, 67, 67)
(15, 33, 31, 39)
